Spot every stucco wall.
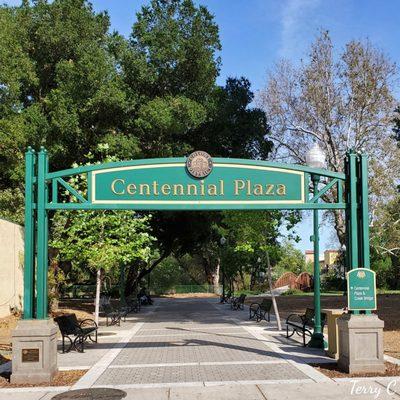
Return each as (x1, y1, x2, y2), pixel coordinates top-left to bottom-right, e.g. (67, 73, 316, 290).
(0, 219, 24, 317)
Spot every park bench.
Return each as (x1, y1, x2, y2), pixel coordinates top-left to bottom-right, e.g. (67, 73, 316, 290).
(220, 290, 233, 304)
(286, 307, 327, 346)
(126, 296, 140, 313)
(54, 313, 98, 353)
(249, 298, 272, 322)
(231, 293, 246, 310)
(102, 303, 127, 326)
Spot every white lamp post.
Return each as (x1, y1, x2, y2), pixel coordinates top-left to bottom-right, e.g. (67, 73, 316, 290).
(306, 142, 326, 348)
(306, 142, 326, 169)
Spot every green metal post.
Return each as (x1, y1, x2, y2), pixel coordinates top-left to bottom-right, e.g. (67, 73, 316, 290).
(23, 147, 36, 319)
(308, 174, 324, 348)
(36, 147, 49, 319)
(348, 151, 359, 269)
(360, 154, 370, 269)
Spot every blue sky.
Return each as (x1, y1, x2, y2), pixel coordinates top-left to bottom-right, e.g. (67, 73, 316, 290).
(4, 0, 400, 256)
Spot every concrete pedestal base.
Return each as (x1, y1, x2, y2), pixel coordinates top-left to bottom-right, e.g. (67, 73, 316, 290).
(337, 313, 384, 374)
(11, 319, 58, 384)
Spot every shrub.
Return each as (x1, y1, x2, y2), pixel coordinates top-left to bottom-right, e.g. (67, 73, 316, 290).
(281, 288, 304, 296)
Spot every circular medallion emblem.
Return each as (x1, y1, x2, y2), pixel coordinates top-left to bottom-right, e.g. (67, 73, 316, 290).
(186, 151, 213, 179)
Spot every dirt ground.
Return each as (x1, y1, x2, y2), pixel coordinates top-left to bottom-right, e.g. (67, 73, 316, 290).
(312, 362, 400, 378)
(0, 294, 398, 360)
(247, 294, 400, 359)
(0, 370, 86, 387)
(160, 293, 218, 298)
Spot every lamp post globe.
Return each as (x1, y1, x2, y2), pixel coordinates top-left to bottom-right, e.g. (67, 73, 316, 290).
(306, 143, 326, 169)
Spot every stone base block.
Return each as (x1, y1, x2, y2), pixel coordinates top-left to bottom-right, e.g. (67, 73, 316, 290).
(11, 319, 58, 384)
(337, 313, 384, 374)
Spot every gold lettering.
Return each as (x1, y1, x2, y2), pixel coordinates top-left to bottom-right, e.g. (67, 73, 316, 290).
(173, 184, 184, 196)
(246, 180, 251, 195)
(219, 180, 224, 195)
(277, 184, 286, 196)
(266, 184, 275, 195)
(234, 180, 245, 195)
(139, 183, 150, 195)
(111, 179, 125, 195)
(187, 184, 197, 195)
(152, 181, 159, 196)
(208, 184, 217, 196)
(200, 180, 205, 196)
(253, 184, 263, 196)
(126, 183, 136, 195)
(161, 184, 171, 195)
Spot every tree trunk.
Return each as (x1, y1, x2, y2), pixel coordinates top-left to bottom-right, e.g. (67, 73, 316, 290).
(250, 265, 259, 291)
(332, 209, 346, 246)
(94, 269, 101, 326)
(212, 257, 220, 294)
(266, 251, 282, 331)
(124, 252, 170, 297)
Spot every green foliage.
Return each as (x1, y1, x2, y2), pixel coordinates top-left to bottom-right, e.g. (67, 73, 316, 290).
(191, 77, 272, 159)
(0, 188, 24, 225)
(0, 0, 133, 221)
(131, 0, 221, 101)
(135, 96, 207, 157)
(281, 288, 304, 296)
(0, 0, 292, 296)
(274, 240, 306, 275)
(372, 257, 393, 289)
(147, 256, 183, 291)
(370, 195, 400, 289)
(51, 210, 156, 284)
(321, 269, 345, 291)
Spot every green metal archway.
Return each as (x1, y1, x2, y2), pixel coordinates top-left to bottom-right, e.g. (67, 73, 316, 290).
(23, 147, 370, 348)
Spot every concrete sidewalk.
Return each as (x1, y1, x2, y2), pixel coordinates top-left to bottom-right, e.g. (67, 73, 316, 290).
(1, 297, 399, 399)
(1, 378, 400, 399)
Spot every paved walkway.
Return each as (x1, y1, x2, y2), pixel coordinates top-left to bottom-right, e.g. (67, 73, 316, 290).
(93, 298, 310, 386)
(2, 297, 400, 399)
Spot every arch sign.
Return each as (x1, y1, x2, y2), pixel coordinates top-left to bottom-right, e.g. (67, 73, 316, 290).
(91, 155, 305, 209)
(23, 148, 370, 321)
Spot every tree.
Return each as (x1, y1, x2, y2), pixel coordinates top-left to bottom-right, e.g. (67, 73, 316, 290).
(131, 0, 221, 102)
(274, 240, 306, 276)
(116, 0, 221, 158)
(258, 31, 400, 244)
(393, 107, 400, 145)
(0, 0, 133, 223)
(51, 209, 156, 321)
(192, 77, 272, 159)
(219, 210, 300, 289)
(370, 195, 400, 289)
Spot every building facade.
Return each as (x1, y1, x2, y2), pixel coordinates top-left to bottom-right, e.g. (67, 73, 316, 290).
(0, 219, 24, 317)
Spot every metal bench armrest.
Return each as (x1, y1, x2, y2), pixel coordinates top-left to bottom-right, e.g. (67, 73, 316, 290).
(80, 318, 98, 329)
(286, 313, 303, 324)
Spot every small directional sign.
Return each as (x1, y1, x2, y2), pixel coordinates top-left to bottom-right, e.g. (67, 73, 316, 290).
(347, 268, 377, 311)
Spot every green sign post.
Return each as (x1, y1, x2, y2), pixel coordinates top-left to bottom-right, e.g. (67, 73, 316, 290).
(347, 268, 377, 311)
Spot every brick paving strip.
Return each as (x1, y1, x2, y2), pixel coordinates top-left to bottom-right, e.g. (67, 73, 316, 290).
(71, 304, 161, 389)
(85, 298, 327, 388)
